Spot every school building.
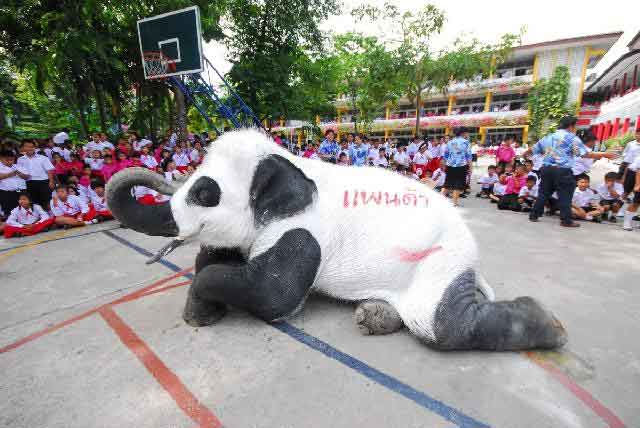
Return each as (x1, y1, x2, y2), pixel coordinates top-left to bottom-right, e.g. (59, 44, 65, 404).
(272, 32, 626, 145)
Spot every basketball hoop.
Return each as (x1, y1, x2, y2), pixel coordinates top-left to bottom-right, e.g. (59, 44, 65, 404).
(143, 51, 177, 79)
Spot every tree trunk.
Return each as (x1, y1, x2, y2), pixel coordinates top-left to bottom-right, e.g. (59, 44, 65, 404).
(0, 106, 6, 131)
(414, 86, 422, 137)
(95, 87, 108, 133)
(110, 91, 121, 130)
(172, 85, 188, 143)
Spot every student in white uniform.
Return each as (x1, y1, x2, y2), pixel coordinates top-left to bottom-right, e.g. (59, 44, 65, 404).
(17, 141, 55, 210)
(571, 176, 603, 222)
(53, 129, 70, 146)
(0, 150, 29, 214)
(132, 137, 152, 153)
(393, 145, 410, 170)
(373, 147, 389, 168)
(489, 174, 508, 204)
(406, 137, 420, 160)
(412, 143, 431, 177)
(476, 164, 498, 198)
(172, 146, 191, 172)
(597, 171, 624, 222)
(4, 193, 55, 238)
(89, 182, 113, 220)
(620, 129, 640, 198)
(50, 185, 97, 227)
(139, 146, 158, 169)
(623, 155, 640, 231)
(517, 176, 538, 211)
(431, 159, 447, 191)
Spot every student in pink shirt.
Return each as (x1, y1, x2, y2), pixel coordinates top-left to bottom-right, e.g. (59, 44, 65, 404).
(100, 154, 119, 182)
(115, 152, 132, 171)
(498, 164, 528, 211)
(495, 136, 516, 169)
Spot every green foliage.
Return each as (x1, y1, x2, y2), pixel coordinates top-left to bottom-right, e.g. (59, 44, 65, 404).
(527, 66, 572, 142)
(352, 2, 517, 135)
(224, 0, 339, 123)
(602, 131, 636, 150)
(332, 33, 404, 131)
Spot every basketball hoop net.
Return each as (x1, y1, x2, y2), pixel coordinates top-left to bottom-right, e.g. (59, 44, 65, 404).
(143, 51, 177, 79)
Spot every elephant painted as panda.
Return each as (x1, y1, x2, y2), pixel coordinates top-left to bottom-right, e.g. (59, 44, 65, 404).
(106, 129, 567, 351)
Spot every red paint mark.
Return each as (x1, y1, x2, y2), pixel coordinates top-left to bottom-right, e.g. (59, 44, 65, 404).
(99, 307, 222, 428)
(526, 352, 626, 428)
(343, 190, 349, 208)
(395, 245, 442, 262)
(0, 268, 194, 354)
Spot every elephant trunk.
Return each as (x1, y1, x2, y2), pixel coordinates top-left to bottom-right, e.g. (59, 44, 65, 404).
(106, 167, 179, 237)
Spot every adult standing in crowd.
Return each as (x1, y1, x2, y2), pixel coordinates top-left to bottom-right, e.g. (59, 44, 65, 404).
(0, 150, 29, 214)
(17, 140, 55, 210)
(526, 116, 616, 228)
(442, 127, 472, 207)
(620, 128, 640, 199)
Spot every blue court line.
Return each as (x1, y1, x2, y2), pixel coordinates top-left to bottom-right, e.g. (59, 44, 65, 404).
(102, 229, 489, 428)
(0, 226, 121, 254)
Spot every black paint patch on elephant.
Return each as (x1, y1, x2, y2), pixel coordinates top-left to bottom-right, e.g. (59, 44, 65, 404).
(187, 176, 221, 207)
(192, 228, 321, 321)
(432, 269, 567, 350)
(249, 155, 317, 225)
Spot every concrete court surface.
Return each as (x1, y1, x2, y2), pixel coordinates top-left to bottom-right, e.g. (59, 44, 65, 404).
(1, 169, 639, 428)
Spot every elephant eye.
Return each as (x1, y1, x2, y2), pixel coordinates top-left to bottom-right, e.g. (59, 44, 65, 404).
(187, 176, 221, 207)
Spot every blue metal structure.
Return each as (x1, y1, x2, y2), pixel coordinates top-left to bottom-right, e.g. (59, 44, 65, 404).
(168, 56, 264, 135)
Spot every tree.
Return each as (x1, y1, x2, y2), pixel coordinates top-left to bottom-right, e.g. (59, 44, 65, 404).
(527, 66, 573, 142)
(353, 2, 518, 136)
(332, 33, 404, 133)
(224, 0, 339, 124)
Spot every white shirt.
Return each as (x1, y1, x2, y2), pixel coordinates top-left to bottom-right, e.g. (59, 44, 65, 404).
(572, 188, 598, 207)
(622, 140, 640, 164)
(596, 182, 624, 200)
(471, 145, 479, 154)
(367, 147, 379, 162)
(133, 139, 152, 152)
(479, 173, 498, 188)
(53, 132, 69, 145)
(432, 168, 446, 187)
(100, 140, 115, 151)
(172, 152, 190, 166)
(572, 147, 594, 176)
(85, 141, 103, 155)
(17, 154, 54, 181)
(190, 149, 201, 164)
(85, 157, 104, 171)
(90, 193, 109, 211)
(628, 153, 640, 171)
(50, 194, 89, 216)
(0, 163, 28, 191)
(7, 204, 50, 227)
(407, 142, 419, 157)
(52, 146, 71, 162)
(140, 154, 158, 169)
(394, 151, 410, 167)
(374, 157, 388, 167)
(427, 143, 441, 158)
(77, 184, 96, 204)
(518, 185, 538, 199)
(412, 151, 431, 165)
(493, 182, 507, 196)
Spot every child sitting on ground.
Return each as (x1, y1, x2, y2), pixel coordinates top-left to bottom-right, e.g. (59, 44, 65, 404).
(90, 181, 113, 221)
(498, 164, 527, 211)
(597, 171, 624, 222)
(517, 176, 538, 212)
(50, 185, 97, 228)
(337, 152, 350, 166)
(476, 165, 498, 198)
(571, 176, 604, 222)
(140, 145, 158, 169)
(4, 193, 55, 238)
(85, 149, 104, 178)
(490, 174, 508, 203)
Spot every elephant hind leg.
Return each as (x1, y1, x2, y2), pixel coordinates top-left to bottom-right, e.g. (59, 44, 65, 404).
(354, 300, 403, 336)
(431, 269, 567, 351)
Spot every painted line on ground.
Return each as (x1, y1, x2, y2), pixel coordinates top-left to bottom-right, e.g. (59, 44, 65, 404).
(0, 268, 193, 355)
(0, 225, 121, 254)
(99, 306, 223, 428)
(0, 230, 70, 262)
(526, 352, 626, 428)
(103, 229, 489, 428)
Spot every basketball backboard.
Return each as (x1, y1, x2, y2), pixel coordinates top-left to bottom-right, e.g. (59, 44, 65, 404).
(137, 6, 203, 79)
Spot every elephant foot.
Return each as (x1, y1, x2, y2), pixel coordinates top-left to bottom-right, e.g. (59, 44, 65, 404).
(354, 300, 403, 336)
(182, 287, 227, 327)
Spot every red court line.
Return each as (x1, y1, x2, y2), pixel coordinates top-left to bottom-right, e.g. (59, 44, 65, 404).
(0, 268, 193, 355)
(99, 307, 222, 428)
(526, 352, 626, 428)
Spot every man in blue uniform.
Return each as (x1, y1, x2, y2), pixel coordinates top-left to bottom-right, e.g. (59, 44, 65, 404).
(525, 116, 616, 228)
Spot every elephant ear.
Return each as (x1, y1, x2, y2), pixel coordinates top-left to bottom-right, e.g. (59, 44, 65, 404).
(249, 154, 317, 226)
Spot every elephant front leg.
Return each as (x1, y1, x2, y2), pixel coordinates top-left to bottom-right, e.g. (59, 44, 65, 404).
(191, 228, 321, 322)
(183, 246, 245, 327)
